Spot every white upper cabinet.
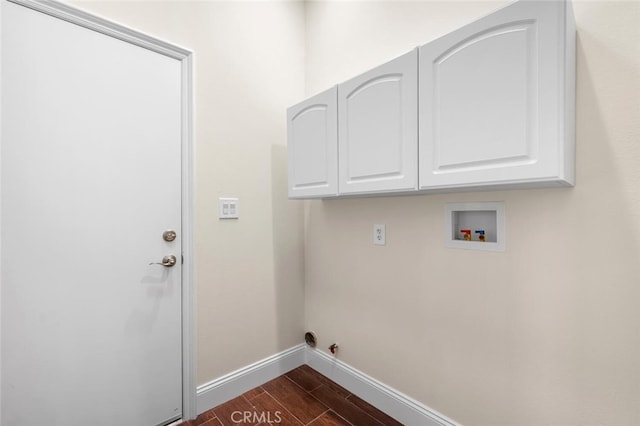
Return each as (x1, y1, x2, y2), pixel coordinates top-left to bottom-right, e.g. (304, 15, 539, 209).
(287, 87, 338, 198)
(286, 0, 575, 199)
(338, 50, 418, 195)
(419, 0, 575, 190)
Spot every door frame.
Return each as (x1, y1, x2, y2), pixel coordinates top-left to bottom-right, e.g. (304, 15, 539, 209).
(0, 0, 197, 421)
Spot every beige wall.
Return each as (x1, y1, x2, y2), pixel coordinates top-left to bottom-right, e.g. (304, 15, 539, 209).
(304, 1, 640, 425)
(70, 1, 306, 384)
(67, 1, 640, 424)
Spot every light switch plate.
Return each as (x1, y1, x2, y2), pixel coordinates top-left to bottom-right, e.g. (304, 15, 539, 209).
(219, 197, 239, 219)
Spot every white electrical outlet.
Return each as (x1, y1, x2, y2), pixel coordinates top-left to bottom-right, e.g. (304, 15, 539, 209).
(373, 224, 386, 245)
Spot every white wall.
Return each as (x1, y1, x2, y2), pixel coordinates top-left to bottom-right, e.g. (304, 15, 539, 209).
(304, 1, 640, 425)
(70, 0, 306, 384)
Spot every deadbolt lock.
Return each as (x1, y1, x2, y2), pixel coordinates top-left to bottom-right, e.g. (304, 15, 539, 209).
(163, 230, 177, 242)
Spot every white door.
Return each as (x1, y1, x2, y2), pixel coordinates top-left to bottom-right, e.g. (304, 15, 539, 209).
(338, 49, 418, 195)
(287, 87, 338, 199)
(2, 2, 188, 425)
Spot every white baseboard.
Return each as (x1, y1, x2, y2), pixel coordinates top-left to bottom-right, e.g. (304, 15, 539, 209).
(305, 348, 458, 426)
(196, 344, 306, 414)
(196, 344, 457, 426)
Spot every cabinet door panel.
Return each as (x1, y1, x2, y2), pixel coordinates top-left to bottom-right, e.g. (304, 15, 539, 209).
(339, 50, 417, 194)
(420, 0, 573, 189)
(288, 87, 338, 198)
(435, 22, 535, 168)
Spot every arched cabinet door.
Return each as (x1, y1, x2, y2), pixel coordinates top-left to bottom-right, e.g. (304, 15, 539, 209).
(419, 0, 575, 190)
(338, 50, 418, 195)
(288, 87, 338, 198)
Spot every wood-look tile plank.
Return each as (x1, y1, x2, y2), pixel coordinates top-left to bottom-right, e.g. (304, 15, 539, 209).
(200, 418, 223, 426)
(307, 410, 352, 426)
(187, 409, 218, 426)
(213, 395, 258, 426)
(311, 385, 383, 426)
(250, 391, 304, 425)
(262, 376, 329, 424)
(243, 386, 265, 401)
(285, 365, 329, 393)
(317, 378, 351, 399)
(345, 394, 403, 426)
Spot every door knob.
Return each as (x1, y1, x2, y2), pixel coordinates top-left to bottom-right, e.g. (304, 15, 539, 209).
(149, 254, 177, 267)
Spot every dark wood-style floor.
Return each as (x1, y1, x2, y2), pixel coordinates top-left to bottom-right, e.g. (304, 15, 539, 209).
(183, 365, 403, 426)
